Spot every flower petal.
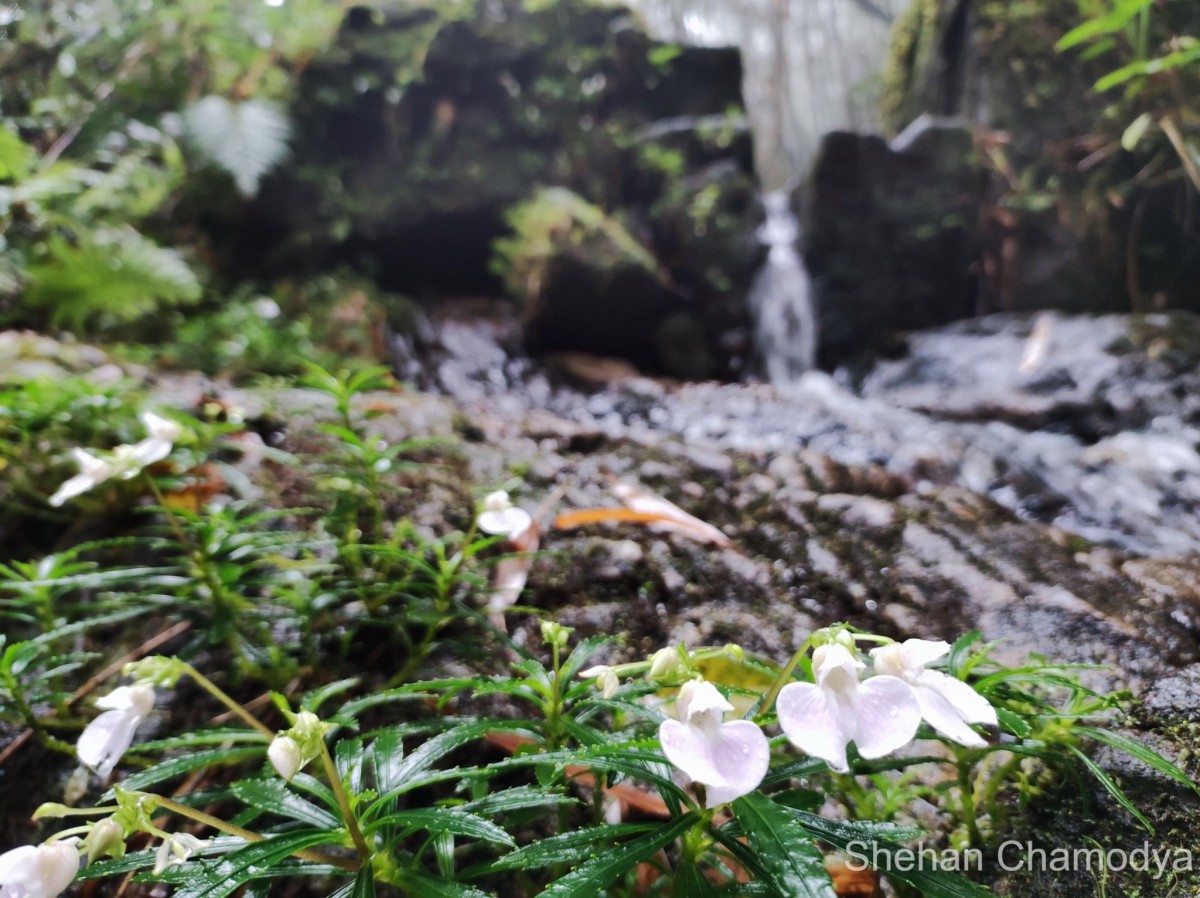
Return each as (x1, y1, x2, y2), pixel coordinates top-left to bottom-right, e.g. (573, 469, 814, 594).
(659, 719, 726, 788)
(70, 449, 112, 480)
(850, 676, 920, 759)
(49, 474, 98, 508)
(36, 843, 80, 897)
(140, 412, 182, 443)
(776, 681, 850, 772)
(77, 709, 143, 778)
(0, 845, 38, 882)
(913, 684, 986, 747)
(898, 639, 952, 669)
(677, 679, 733, 724)
(477, 507, 533, 538)
(812, 643, 862, 692)
(918, 670, 998, 726)
(94, 686, 155, 715)
(126, 437, 172, 468)
(701, 720, 770, 807)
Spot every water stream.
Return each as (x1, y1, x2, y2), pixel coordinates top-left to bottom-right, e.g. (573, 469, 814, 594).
(748, 192, 817, 383)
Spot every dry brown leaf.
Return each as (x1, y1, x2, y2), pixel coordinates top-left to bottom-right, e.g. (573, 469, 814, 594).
(611, 482, 733, 547)
(550, 488, 732, 548)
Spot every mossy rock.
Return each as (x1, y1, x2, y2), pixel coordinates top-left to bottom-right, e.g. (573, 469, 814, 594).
(491, 187, 681, 370)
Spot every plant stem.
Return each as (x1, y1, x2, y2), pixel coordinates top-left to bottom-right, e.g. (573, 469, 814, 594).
(957, 755, 983, 848)
(5, 677, 74, 755)
(320, 742, 372, 861)
(153, 795, 359, 872)
(180, 662, 273, 737)
(759, 636, 813, 717)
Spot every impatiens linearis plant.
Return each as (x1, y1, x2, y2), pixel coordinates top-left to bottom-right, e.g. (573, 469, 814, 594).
(11, 624, 1196, 898)
(7, 388, 1194, 896)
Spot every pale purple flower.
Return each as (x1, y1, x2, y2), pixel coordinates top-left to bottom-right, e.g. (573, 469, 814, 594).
(870, 639, 997, 747)
(777, 643, 921, 773)
(658, 679, 769, 808)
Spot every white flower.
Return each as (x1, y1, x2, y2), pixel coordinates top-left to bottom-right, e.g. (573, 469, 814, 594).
(0, 841, 80, 898)
(127, 412, 182, 469)
(267, 734, 304, 781)
(48, 412, 182, 506)
(477, 490, 532, 539)
(580, 665, 619, 698)
(152, 833, 206, 875)
(48, 450, 115, 507)
(776, 643, 920, 773)
(658, 679, 769, 808)
(77, 684, 156, 778)
(870, 639, 997, 747)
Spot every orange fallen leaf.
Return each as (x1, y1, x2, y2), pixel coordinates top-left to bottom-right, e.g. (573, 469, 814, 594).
(610, 482, 732, 548)
(553, 508, 672, 530)
(552, 483, 732, 547)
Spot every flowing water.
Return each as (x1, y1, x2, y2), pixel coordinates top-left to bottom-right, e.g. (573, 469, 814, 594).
(748, 193, 817, 383)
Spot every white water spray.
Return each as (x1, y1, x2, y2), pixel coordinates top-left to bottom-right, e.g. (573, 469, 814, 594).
(749, 192, 817, 384)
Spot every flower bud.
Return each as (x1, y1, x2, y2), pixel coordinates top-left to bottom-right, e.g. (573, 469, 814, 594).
(539, 621, 572, 651)
(82, 818, 126, 865)
(647, 648, 682, 681)
(268, 735, 304, 782)
(153, 833, 205, 875)
(32, 803, 71, 821)
(579, 665, 619, 698)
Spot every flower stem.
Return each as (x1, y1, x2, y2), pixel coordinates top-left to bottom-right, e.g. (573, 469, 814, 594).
(758, 636, 814, 717)
(957, 754, 983, 847)
(153, 795, 359, 872)
(179, 662, 273, 737)
(320, 742, 372, 861)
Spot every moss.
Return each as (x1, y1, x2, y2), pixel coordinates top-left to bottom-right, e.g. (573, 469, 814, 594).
(490, 187, 661, 311)
(879, 0, 941, 135)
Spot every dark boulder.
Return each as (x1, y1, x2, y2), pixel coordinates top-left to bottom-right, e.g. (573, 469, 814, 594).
(238, 0, 763, 377)
(801, 117, 985, 366)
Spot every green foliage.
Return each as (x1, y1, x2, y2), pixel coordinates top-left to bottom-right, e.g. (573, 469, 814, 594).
(1058, 0, 1200, 189)
(25, 228, 201, 330)
(491, 187, 661, 308)
(0, 0, 341, 337)
(182, 96, 292, 197)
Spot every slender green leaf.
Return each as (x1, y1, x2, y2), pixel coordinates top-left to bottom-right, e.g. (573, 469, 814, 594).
(733, 793, 836, 898)
(1065, 744, 1153, 831)
(103, 746, 264, 798)
(367, 807, 514, 846)
(541, 814, 696, 898)
(480, 824, 659, 873)
(396, 870, 490, 898)
(1074, 726, 1199, 794)
(351, 865, 376, 898)
(230, 778, 341, 829)
(168, 831, 338, 898)
(336, 738, 365, 794)
(792, 811, 993, 898)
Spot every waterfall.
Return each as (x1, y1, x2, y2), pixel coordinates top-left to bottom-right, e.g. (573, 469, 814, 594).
(623, 0, 908, 187)
(748, 192, 817, 383)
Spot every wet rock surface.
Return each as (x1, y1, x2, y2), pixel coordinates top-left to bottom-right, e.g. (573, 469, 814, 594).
(8, 310, 1200, 895)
